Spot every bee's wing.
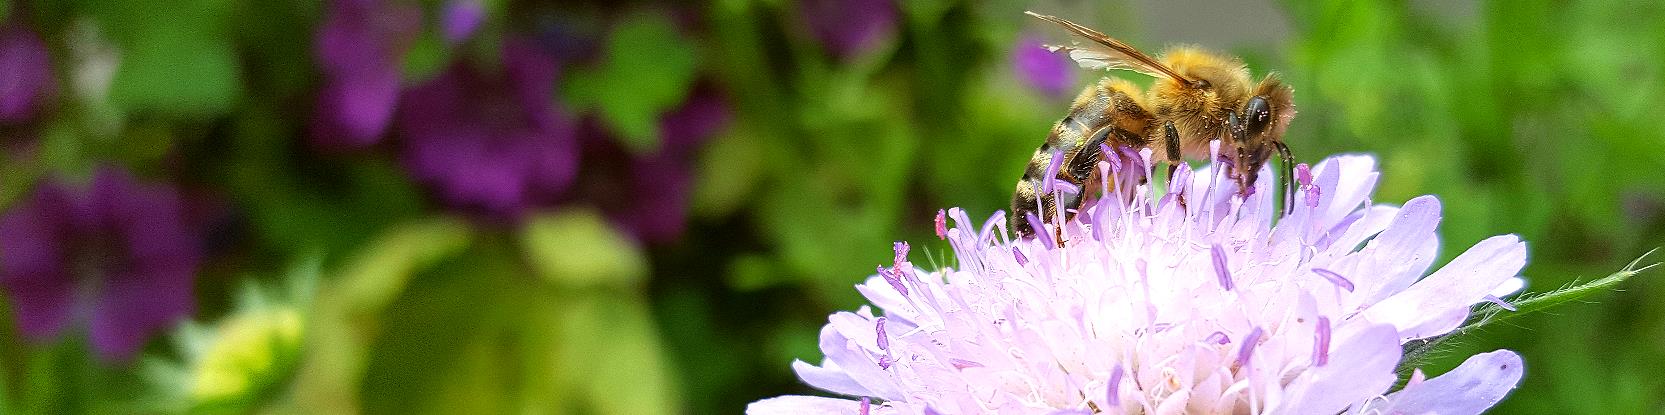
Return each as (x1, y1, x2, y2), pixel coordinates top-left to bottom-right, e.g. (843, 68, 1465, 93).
(1026, 11, 1195, 86)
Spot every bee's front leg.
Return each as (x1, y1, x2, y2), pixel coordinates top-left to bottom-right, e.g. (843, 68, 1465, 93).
(1225, 110, 1252, 192)
(1274, 141, 1296, 216)
(1162, 121, 1187, 210)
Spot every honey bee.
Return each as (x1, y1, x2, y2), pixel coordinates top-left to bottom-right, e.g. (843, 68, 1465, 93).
(1011, 11, 1297, 239)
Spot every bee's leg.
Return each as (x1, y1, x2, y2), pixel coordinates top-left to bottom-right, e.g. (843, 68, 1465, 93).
(1274, 141, 1296, 217)
(1162, 121, 1186, 209)
(1225, 111, 1249, 187)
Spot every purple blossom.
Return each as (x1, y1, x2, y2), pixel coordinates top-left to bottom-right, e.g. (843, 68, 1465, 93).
(397, 37, 578, 221)
(0, 167, 200, 363)
(0, 23, 54, 123)
(575, 83, 729, 243)
(441, 0, 485, 44)
(311, 0, 422, 149)
(750, 151, 1528, 414)
(1012, 35, 1075, 98)
(798, 0, 897, 59)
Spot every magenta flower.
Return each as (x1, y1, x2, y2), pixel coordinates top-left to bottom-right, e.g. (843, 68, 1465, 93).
(397, 37, 578, 221)
(574, 83, 730, 243)
(750, 149, 1528, 414)
(0, 167, 200, 363)
(798, 0, 898, 59)
(441, 0, 484, 44)
(311, 0, 421, 149)
(1012, 35, 1075, 98)
(0, 22, 54, 123)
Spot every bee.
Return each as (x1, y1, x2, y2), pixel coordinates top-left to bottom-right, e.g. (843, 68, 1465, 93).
(1011, 11, 1297, 239)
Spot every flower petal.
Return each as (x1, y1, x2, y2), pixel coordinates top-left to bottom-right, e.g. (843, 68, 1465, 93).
(1364, 235, 1526, 340)
(1366, 350, 1524, 415)
(793, 359, 878, 398)
(1271, 323, 1400, 415)
(817, 324, 904, 400)
(746, 395, 864, 415)
(1352, 195, 1442, 305)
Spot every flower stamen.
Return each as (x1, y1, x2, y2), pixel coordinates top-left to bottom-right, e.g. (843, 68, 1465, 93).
(1314, 316, 1332, 366)
(1311, 268, 1356, 292)
(1237, 327, 1264, 368)
(1211, 244, 1234, 291)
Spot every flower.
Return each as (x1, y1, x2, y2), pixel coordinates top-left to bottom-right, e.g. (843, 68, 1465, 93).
(397, 37, 578, 221)
(750, 148, 1528, 414)
(572, 83, 730, 243)
(798, 0, 898, 59)
(311, 0, 421, 149)
(440, 0, 485, 44)
(0, 167, 200, 363)
(1011, 35, 1075, 99)
(0, 22, 55, 123)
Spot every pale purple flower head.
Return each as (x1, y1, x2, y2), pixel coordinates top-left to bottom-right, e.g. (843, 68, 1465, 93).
(1012, 35, 1075, 99)
(0, 167, 200, 363)
(799, 0, 898, 59)
(311, 0, 422, 149)
(397, 37, 578, 221)
(0, 22, 55, 123)
(751, 147, 1528, 414)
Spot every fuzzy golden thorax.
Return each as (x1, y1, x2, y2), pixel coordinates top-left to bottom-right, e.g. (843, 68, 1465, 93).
(1149, 47, 1252, 160)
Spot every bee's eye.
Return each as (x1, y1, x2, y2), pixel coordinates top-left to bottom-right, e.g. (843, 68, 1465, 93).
(1244, 96, 1272, 134)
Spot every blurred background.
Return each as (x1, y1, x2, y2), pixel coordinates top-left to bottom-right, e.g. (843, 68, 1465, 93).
(0, 0, 1661, 413)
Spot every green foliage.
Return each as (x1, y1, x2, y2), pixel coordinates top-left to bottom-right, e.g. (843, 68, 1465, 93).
(92, 0, 244, 116)
(562, 11, 699, 153)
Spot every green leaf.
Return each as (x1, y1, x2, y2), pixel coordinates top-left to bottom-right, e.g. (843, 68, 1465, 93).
(400, 30, 452, 83)
(561, 12, 697, 153)
(1400, 248, 1661, 373)
(521, 208, 648, 287)
(551, 292, 680, 414)
(98, 0, 243, 116)
(335, 218, 475, 310)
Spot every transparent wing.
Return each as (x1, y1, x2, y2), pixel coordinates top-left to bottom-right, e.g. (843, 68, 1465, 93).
(1026, 11, 1196, 86)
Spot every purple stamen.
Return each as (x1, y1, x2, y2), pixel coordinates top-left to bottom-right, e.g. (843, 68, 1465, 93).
(1236, 327, 1264, 367)
(1297, 163, 1321, 208)
(860, 397, 871, 415)
(879, 265, 909, 297)
(893, 241, 910, 267)
(1310, 268, 1355, 292)
(1042, 149, 1066, 193)
(1106, 364, 1123, 406)
(1314, 316, 1332, 366)
(1051, 180, 1081, 195)
(875, 317, 895, 370)
(1211, 244, 1234, 291)
(1013, 246, 1029, 266)
(1483, 295, 1518, 312)
(875, 317, 890, 351)
(950, 358, 984, 370)
(934, 209, 948, 239)
(1204, 331, 1230, 345)
(1026, 212, 1055, 249)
